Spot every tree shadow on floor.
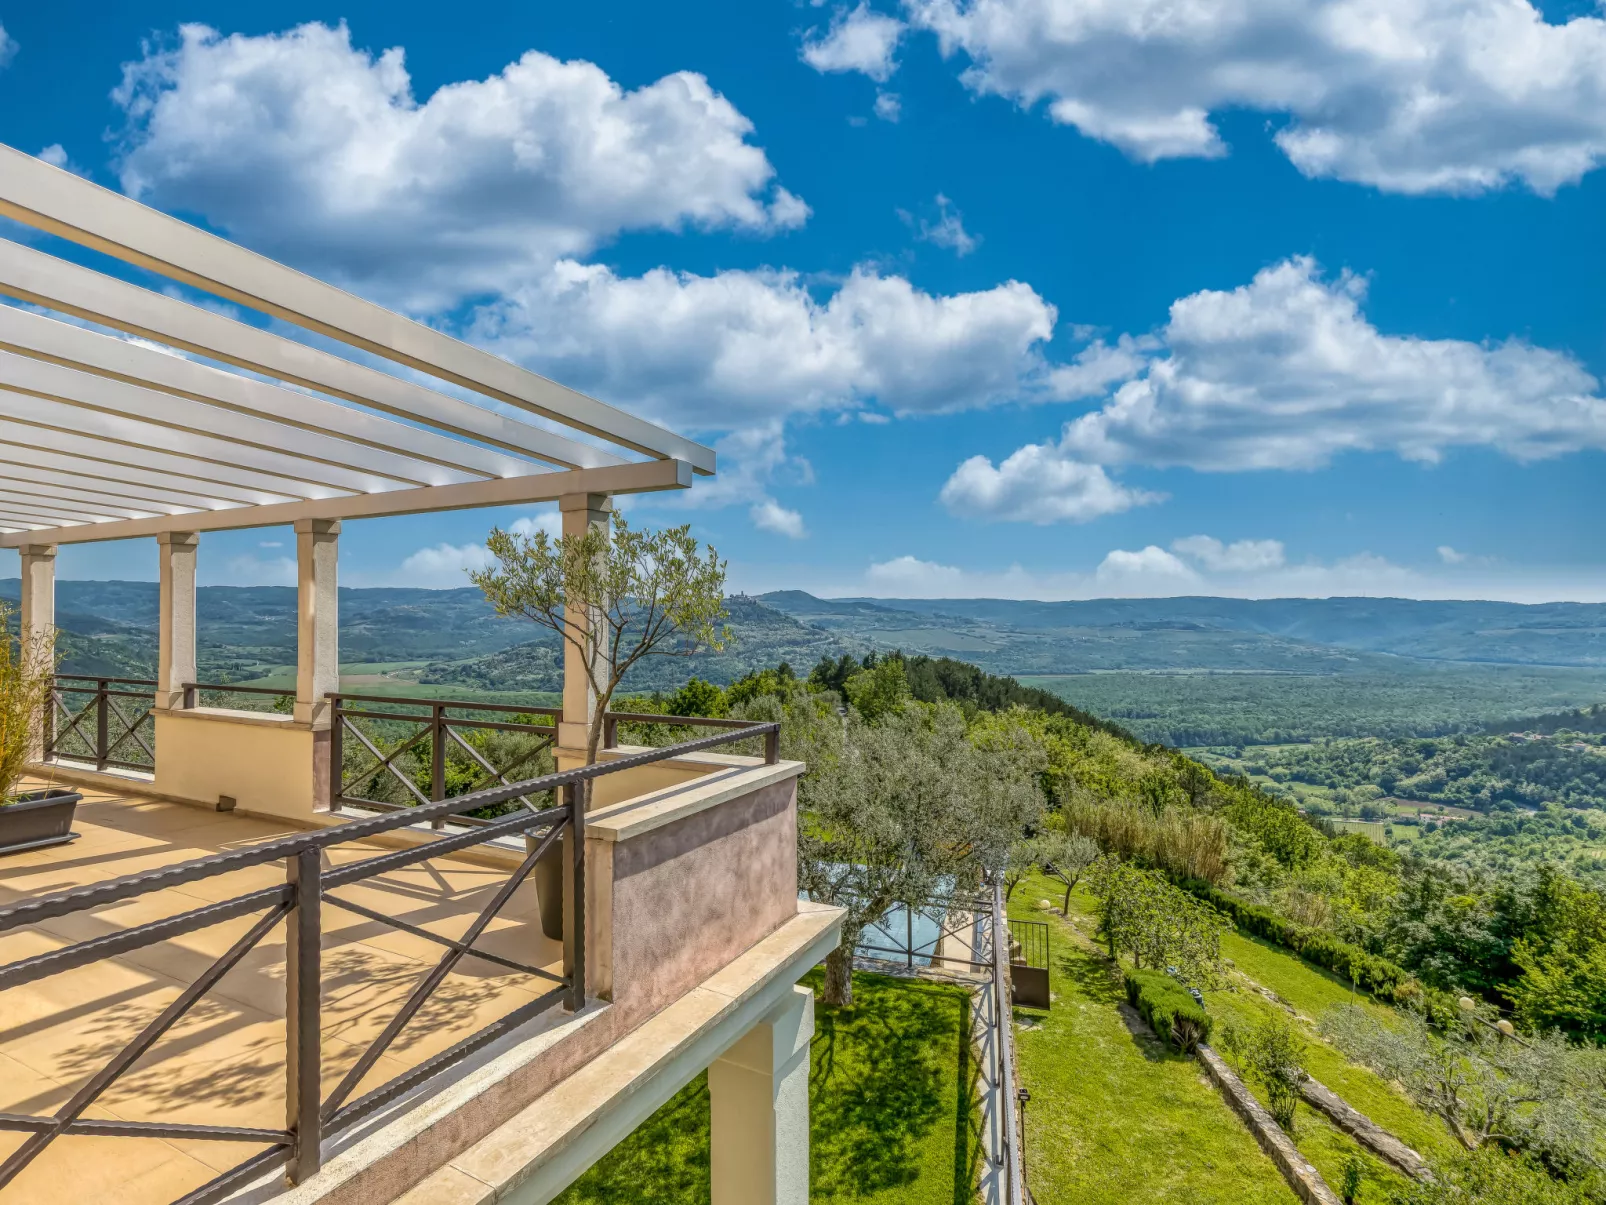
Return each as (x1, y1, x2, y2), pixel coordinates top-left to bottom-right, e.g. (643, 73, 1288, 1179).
(1058, 945, 1125, 1007)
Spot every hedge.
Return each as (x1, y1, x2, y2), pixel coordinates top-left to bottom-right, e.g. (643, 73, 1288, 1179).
(1180, 880, 1421, 1004)
(1124, 968, 1212, 1053)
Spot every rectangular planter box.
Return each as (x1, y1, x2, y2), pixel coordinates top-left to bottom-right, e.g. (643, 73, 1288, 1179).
(0, 788, 83, 856)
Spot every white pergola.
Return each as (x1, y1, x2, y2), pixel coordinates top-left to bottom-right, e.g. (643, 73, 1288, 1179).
(0, 141, 713, 796)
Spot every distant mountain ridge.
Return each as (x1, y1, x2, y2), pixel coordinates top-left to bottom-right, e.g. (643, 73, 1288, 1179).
(759, 592, 1606, 670)
(6, 580, 1604, 686)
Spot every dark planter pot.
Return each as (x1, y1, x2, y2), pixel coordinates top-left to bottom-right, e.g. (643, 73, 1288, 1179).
(0, 788, 83, 856)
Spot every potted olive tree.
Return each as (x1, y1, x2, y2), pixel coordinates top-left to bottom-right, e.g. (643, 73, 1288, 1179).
(0, 604, 80, 855)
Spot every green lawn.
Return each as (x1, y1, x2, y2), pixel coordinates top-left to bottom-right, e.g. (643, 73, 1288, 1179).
(554, 969, 981, 1204)
(1008, 873, 1295, 1204)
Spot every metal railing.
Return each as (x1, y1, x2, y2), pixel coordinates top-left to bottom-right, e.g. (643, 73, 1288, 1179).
(329, 694, 563, 823)
(1007, 918, 1049, 971)
(851, 891, 990, 971)
(989, 879, 1029, 1205)
(45, 674, 158, 772)
(331, 698, 779, 824)
(0, 721, 779, 1205)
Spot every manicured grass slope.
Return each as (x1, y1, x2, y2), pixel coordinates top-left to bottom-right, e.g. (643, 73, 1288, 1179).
(553, 970, 980, 1204)
(1008, 873, 1295, 1204)
(1019, 873, 1462, 1205)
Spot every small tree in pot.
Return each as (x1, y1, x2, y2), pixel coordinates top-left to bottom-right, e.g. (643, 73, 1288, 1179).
(0, 604, 79, 854)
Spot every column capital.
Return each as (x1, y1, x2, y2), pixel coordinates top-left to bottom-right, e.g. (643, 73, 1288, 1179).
(293, 518, 342, 536)
(17, 543, 57, 559)
(156, 530, 200, 547)
(558, 493, 613, 515)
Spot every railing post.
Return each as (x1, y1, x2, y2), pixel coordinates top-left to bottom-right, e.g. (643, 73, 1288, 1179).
(602, 714, 617, 751)
(328, 696, 344, 814)
(567, 781, 586, 1013)
(431, 704, 447, 829)
(95, 679, 109, 771)
(764, 724, 779, 765)
(286, 848, 323, 1185)
(907, 905, 914, 969)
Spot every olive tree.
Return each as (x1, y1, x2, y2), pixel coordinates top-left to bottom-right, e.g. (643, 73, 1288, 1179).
(0, 603, 55, 802)
(471, 513, 729, 765)
(1321, 1003, 1606, 1178)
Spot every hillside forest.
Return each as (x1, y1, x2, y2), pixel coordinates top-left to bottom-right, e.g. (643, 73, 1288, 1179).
(617, 650, 1606, 1201)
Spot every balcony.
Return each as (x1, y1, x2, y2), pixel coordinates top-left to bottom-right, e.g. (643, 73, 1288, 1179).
(2, 716, 838, 1205)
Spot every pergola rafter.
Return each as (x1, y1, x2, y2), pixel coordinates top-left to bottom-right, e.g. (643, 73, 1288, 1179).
(0, 141, 711, 548)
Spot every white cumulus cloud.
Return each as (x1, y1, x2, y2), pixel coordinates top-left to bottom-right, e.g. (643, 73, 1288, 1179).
(802, 5, 907, 82)
(1438, 544, 1469, 564)
(951, 256, 1606, 523)
(750, 499, 808, 539)
(940, 444, 1162, 523)
(865, 555, 967, 594)
(0, 24, 16, 68)
(1095, 545, 1200, 588)
(471, 262, 1057, 431)
(901, 193, 979, 256)
(1172, 535, 1286, 572)
(112, 22, 808, 310)
(905, 0, 1606, 195)
(398, 541, 498, 587)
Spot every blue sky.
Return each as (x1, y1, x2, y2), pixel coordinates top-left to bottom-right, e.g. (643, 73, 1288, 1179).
(1, 0, 1603, 601)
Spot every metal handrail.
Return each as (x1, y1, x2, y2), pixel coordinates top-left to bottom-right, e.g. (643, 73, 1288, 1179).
(991, 879, 1028, 1205)
(180, 680, 295, 709)
(45, 674, 156, 772)
(0, 720, 778, 1204)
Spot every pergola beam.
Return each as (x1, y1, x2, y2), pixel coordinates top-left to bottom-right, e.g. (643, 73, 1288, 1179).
(0, 458, 694, 546)
(0, 458, 258, 511)
(0, 305, 541, 480)
(0, 146, 715, 474)
(0, 238, 630, 473)
(0, 351, 472, 489)
(0, 389, 406, 497)
(0, 425, 329, 503)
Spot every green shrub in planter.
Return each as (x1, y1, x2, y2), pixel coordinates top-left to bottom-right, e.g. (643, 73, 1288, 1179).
(1124, 968, 1212, 1054)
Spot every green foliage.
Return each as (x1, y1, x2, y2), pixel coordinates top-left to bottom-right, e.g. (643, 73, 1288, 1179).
(1086, 857, 1228, 988)
(1219, 1012, 1307, 1131)
(1392, 1148, 1601, 1205)
(0, 602, 54, 802)
(1321, 1003, 1606, 1182)
(1340, 1154, 1365, 1204)
(470, 513, 729, 760)
(843, 657, 911, 723)
(1505, 866, 1606, 1042)
(1184, 880, 1417, 1001)
(1124, 968, 1213, 1053)
(664, 677, 725, 717)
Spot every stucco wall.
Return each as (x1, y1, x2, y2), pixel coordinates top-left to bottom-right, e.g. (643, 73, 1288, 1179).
(153, 709, 326, 819)
(599, 777, 798, 1020)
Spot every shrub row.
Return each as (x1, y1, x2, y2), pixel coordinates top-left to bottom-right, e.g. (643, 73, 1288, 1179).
(1180, 880, 1420, 1003)
(1124, 968, 1212, 1054)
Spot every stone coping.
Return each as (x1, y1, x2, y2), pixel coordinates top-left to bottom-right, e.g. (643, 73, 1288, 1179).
(585, 759, 805, 843)
(159, 705, 313, 731)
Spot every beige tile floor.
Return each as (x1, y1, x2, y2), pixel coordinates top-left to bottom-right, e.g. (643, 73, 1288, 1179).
(0, 780, 562, 1205)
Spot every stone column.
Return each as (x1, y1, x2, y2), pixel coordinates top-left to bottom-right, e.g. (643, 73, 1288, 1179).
(293, 519, 340, 730)
(155, 532, 199, 711)
(709, 984, 813, 1205)
(18, 544, 57, 762)
(555, 493, 612, 769)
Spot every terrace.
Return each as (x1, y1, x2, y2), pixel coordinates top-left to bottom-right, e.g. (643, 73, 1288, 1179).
(0, 143, 842, 1205)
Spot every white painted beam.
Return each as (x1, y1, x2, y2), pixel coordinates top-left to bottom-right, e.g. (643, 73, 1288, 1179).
(0, 305, 539, 480)
(0, 147, 716, 473)
(0, 493, 124, 523)
(0, 389, 398, 497)
(0, 237, 629, 472)
(0, 425, 334, 502)
(0, 459, 694, 545)
(0, 476, 184, 516)
(0, 458, 257, 511)
(0, 350, 468, 489)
